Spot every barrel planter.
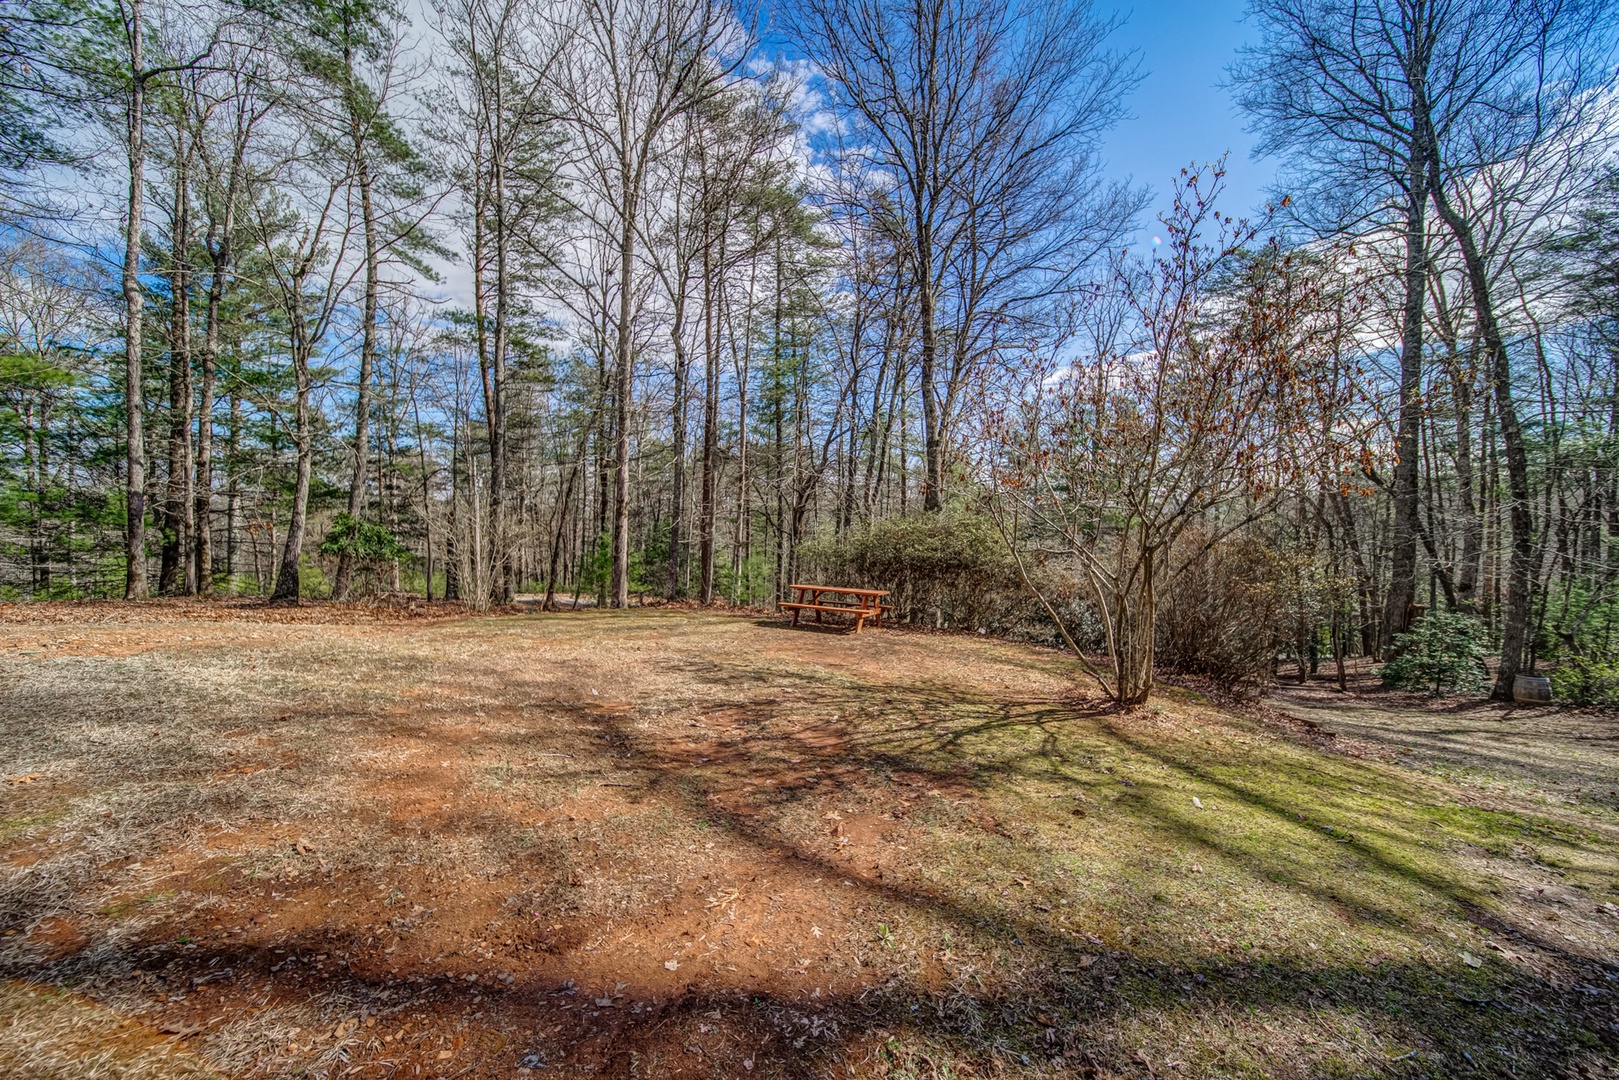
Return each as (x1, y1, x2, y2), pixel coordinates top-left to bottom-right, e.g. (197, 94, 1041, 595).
(1513, 674, 1553, 704)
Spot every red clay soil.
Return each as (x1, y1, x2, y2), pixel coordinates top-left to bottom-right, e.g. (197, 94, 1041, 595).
(0, 601, 1073, 1078)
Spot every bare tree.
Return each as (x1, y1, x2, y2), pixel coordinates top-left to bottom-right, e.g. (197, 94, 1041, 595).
(789, 0, 1139, 512)
(1238, 0, 1618, 691)
(987, 168, 1348, 705)
(643, 81, 793, 602)
(533, 0, 750, 607)
(1412, 3, 1617, 697)
(117, 0, 153, 598)
(1234, 0, 1449, 651)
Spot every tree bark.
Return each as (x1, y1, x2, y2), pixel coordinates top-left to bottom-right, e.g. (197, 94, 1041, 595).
(160, 117, 194, 596)
(489, 125, 512, 604)
(699, 222, 719, 605)
(471, 148, 493, 602)
(445, 416, 461, 601)
(122, 0, 148, 600)
(1452, 350, 1483, 607)
(611, 160, 635, 609)
(334, 115, 378, 601)
(667, 277, 689, 600)
(1383, 135, 1428, 649)
(194, 114, 247, 597)
(916, 223, 942, 511)
(272, 290, 314, 602)
(1423, 144, 1535, 700)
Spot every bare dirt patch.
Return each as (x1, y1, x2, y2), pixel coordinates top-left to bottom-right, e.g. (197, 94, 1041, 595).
(0, 604, 1616, 1078)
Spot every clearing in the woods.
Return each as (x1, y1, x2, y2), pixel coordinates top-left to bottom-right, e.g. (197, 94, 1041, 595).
(0, 604, 1615, 1079)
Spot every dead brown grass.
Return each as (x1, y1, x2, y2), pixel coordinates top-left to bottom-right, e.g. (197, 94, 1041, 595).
(0, 604, 1614, 1078)
(0, 981, 222, 1078)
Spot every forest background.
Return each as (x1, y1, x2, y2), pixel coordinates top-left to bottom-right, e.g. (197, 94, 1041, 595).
(2, 0, 1618, 707)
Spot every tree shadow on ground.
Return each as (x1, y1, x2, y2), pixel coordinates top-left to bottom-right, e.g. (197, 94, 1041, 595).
(4, 628, 1618, 1078)
(1269, 680, 1619, 816)
(535, 671, 1619, 1077)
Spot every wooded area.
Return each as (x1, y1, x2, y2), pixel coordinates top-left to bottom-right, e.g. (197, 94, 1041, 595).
(4, 4, 1619, 1073)
(2, 0, 1617, 706)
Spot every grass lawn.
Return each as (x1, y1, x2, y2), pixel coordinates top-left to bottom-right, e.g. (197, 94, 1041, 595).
(0, 602, 1614, 1078)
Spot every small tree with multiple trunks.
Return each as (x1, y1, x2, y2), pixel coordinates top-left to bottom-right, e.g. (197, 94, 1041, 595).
(986, 165, 1358, 706)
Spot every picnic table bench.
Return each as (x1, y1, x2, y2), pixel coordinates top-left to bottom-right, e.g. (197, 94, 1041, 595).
(779, 584, 893, 634)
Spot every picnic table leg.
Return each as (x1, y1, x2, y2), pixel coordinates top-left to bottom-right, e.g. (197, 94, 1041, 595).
(853, 613, 865, 634)
(791, 606, 801, 627)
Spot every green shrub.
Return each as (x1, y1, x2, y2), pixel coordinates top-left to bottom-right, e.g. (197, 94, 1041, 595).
(1379, 611, 1490, 696)
(716, 552, 775, 606)
(317, 514, 407, 596)
(294, 554, 333, 599)
(319, 514, 411, 562)
(795, 510, 1018, 630)
(1549, 657, 1619, 708)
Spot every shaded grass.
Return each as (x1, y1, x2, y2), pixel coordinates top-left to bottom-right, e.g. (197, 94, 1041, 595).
(557, 624, 1619, 1075)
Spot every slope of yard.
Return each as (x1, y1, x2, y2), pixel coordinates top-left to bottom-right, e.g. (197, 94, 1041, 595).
(0, 602, 1615, 1078)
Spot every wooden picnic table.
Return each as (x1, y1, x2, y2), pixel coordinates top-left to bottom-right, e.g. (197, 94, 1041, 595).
(779, 584, 892, 634)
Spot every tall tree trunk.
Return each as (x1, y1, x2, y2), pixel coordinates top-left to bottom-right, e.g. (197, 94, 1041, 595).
(194, 120, 245, 598)
(1383, 136, 1428, 649)
(122, 0, 148, 600)
(226, 390, 240, 581)
(161, 121, 194, 596)
(916, 227, 942, 511)
(1452, 351, 1483, 607)
(772, 235, 785, 601)
(732, 251, 756, 597)
(273, 291, 314, 602)
(471, 155, 494, 601)
(699, 228, 719, 605)
(195, 265, 221, 597)
(611, 165, 635, 610)
(445, 416, 461, 601)
(667, 286, 688, 600)
(406, 376, 433, 601)
(489, 144, 512, 604)
(595, 382, 609, 608)
(335, 119, 379, 600)
(22, 409, 42, 595)
(898, 382, 909, 513)
(1424, 145, 1535, 700)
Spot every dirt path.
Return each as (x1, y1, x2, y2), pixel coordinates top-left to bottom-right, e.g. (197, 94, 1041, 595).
(1267, 673, 1619, 819)
(1, 604, 1617, 1079)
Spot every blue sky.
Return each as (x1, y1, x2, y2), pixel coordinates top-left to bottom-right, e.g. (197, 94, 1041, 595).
(1099, 0, 1279, 244)
(412, 0, 1282, 302)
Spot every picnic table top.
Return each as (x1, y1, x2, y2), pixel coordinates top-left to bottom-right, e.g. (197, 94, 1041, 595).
(786, 583, 891, 598)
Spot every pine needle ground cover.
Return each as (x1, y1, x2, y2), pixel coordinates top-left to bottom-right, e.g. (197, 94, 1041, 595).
(0, 604, 1614, 1078)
